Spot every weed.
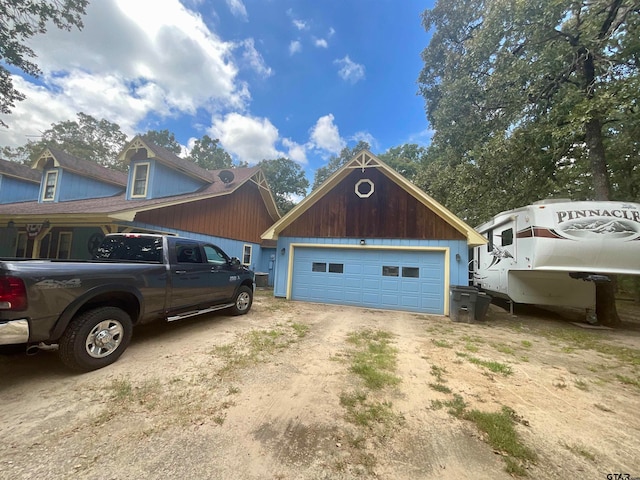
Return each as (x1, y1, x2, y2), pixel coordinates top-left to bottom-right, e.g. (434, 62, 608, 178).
(430, 364, 448, 382)
(616, 374, 640, 388)
(493, 343, 515, 355)
(456, 352, 513, 376)
(465, 343, 479, 353)
(520, 340, 532, 348)
(574, 379, 589, 391)
(290, 322, 309, 338)
(562, 442, 596, 461)
(429, 383, 452, 394)
(346, 329, 400, 390)
(432, 339, 452, 348)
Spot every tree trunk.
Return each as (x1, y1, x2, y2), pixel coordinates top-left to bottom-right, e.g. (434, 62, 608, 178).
(585, 117, 621, 326)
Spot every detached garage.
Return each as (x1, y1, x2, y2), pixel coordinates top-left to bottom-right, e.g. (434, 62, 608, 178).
(261, 151, 486, 315)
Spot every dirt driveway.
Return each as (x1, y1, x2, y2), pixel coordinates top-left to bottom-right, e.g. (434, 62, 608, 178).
(1, 290, 639, 479)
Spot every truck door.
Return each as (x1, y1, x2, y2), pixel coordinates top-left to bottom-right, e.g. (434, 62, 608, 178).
(170, 241, 228, 310)
(202, 244, 237, 300)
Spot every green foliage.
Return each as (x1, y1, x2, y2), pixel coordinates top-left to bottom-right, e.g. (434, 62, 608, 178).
(186, 134, 233, 170)
(258, 157, 309, 214)
(0, 0, 88, 126)
(142, 129, 182, 155)
(312, 141, 370, 190)
(417, 0, 640, 225)
(2, 112, 128, 170)
(377, 144, 427, 181)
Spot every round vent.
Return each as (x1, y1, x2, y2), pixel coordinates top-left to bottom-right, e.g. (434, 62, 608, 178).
(218, 170, 235, 184)
(355, 179, 374, 198)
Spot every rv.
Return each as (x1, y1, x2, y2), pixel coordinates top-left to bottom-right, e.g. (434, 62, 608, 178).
(471, 199, 640, 320)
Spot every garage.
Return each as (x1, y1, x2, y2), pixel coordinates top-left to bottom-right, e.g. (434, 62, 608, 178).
(261, 150, 486, 316)
(291, 246, 445, 313)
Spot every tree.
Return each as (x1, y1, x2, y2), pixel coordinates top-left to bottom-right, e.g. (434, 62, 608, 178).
(142, 129, 182, 155)
(378, 144, 427, 182)
(1, 112, 128, 170)
(418, 0, 639, 326)
(186, 135, 233, 170)
(312, 141, 370, 190)
(0, 0, 88, 127)
(258, 157, 309, 214)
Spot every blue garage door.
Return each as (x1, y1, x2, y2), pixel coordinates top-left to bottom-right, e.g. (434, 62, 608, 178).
(291, 247, 445, 314)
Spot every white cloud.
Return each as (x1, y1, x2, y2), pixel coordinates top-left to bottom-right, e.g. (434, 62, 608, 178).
(289, 40, 302, 55)
(238, 38, 273, 78)
(210, 113, 284, 164)
(351, 131, 378, 150)
(282, 138, 307, 164)
(292, 19, 308, 31)
(309, 114, 345, 154)
(225, 0, 248, 20)
(328, 27, 336, 37)
(0, 0, 250, 147)
(314, 38, 328, 48)
(334, 56, 366, 84)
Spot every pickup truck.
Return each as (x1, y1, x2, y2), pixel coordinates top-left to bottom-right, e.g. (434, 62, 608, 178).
(0, 233, 255, 371)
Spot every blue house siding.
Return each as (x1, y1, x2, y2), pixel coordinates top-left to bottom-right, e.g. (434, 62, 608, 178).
(272, 237, 469, 314)
(57, 170, 123, 201)
(0, 176, 39, 204)
(127, 160, 206, 200)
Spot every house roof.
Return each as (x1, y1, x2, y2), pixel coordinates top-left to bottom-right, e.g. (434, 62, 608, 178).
(261, 150, 487, 247)
(33, 148, 128, 187)
(0, 167, 280, 223)
(0, 158, 41, 183)
(119, 136, 214, 183)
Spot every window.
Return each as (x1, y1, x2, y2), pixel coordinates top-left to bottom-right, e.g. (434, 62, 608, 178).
(132, 163, 150, 197)
(57, 232, 72, 259)
(95, 236, 162, 262)
(312, 262, 326, 272)
(204, 245, 228, 265)
(176, 244, 202, 263)
(501, 228, 514, 246)
(382, 266, 399, 277)
(328, 263, 344, 274)
(39, 233, 52, 258)
(402, 267, 420, 278)
(242, 244, 252, 265)
(42, 170, 58, 201)
(15, 232, 27, 257)
(486, 228, 494, 252)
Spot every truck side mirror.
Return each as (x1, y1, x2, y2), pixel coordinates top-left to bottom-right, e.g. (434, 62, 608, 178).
(230, 257, 241, 266)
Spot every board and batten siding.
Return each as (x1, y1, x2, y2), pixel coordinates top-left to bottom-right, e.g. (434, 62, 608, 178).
(135, 181, 273, 244)
(281, 168, 466, 240)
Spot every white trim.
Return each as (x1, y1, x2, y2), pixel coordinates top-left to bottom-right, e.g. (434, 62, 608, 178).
(131, 162, 150, 198)
(242, 244, 253, 266)
(56, 231, 73, 259)
(286, 243, 451, 315)
(42, 170, 58, 201)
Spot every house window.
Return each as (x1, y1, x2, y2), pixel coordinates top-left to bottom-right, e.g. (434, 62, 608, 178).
(382, 266, 399, 277)
(15, 232, 27, 257)
(57, 232, 72, 259)
(501, 228, 514, 246)
(132, 163, 150, 198)
(43, 170, 58, 201)
(242, 244, 252, 265)
(402, 267, 420, 278)
(312, 262, 326, 272)
(328, 263, 344, 274)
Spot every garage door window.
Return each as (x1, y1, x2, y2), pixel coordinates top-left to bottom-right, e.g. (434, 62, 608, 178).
(402, 267, 420, 278)
(328, 263, 344, 273)
(382, 266, 399, 277)
(312, 262, 327, 272)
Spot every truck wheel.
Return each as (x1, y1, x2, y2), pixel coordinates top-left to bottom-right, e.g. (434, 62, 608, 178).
(59, 307, 133, 372)
(230, 286, 253, 315)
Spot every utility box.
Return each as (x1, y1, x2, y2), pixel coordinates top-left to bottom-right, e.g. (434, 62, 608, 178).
(255, 272, 269, 288)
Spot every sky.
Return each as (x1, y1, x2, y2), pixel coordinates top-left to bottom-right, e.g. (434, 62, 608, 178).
(0, 0, 435, 181)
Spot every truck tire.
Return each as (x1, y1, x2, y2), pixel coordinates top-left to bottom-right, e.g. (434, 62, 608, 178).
(229, 286, 253, 315)
(59, 307, 133, 371)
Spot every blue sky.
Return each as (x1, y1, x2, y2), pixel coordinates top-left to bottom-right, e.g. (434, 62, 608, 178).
(0, 0, 435, 180)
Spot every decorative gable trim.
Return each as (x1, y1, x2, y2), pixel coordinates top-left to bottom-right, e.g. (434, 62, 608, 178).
(261, 150, 486, 247)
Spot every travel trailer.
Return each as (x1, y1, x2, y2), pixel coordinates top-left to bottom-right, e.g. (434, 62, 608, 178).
(471, 199, 640, 320)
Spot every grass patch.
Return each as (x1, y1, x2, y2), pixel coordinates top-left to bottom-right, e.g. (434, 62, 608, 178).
(346, 329, 400, 390)
(290, 322, 309, 338)
(432, 339, 453, 348)
(464, 343, 480, 353)
(339, 391, 403, 431)
(493, 343, 515, 355)
(430, 364, 448, 382)
(520, 340, 532, 348)
(562, 441, 596, 461)
(616, 374, 640, 389)
(429, 383, 452, 394)
(456, 352, 513, 376)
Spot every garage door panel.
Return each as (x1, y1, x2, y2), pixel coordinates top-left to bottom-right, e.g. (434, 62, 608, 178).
(291, 247, 445, 314)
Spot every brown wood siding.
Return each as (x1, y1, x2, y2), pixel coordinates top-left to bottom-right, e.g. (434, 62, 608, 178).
(281, 168, 465, 240)
(135, 182, 273, 243)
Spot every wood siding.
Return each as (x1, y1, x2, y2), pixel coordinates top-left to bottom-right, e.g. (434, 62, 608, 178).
(135, 181, 273, 243)
(281, 168, 465, 240)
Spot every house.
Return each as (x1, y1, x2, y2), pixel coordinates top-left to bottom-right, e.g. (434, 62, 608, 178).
(261, 150, 486, 315)
(0, 136, 280, 281)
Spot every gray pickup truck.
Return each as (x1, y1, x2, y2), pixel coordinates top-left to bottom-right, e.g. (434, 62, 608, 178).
(0, 233, 255, 371)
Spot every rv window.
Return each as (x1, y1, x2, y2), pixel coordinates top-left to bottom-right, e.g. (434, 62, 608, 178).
(501, 228, 513, 246)
(486, 229, 493, 252)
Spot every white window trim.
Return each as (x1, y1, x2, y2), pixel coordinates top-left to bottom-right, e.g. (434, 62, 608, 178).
(42, 170, 58, 201)
(131, 162, 150, 198)
(15, 232, 27, 257)
(242, 244, 252, 266)
(57, 231, 73, 259)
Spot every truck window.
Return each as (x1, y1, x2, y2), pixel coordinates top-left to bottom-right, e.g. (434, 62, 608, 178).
(95, 236, 162, 262)
(204, 245, 229, 265)
(176, 244, 203, 263)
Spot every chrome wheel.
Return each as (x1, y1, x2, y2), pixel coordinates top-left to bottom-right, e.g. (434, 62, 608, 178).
(85, 319, 124, 358)
(236, 291, 251, 312)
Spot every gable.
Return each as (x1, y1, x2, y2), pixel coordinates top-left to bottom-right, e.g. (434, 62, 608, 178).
(281, 167, 465, 240)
